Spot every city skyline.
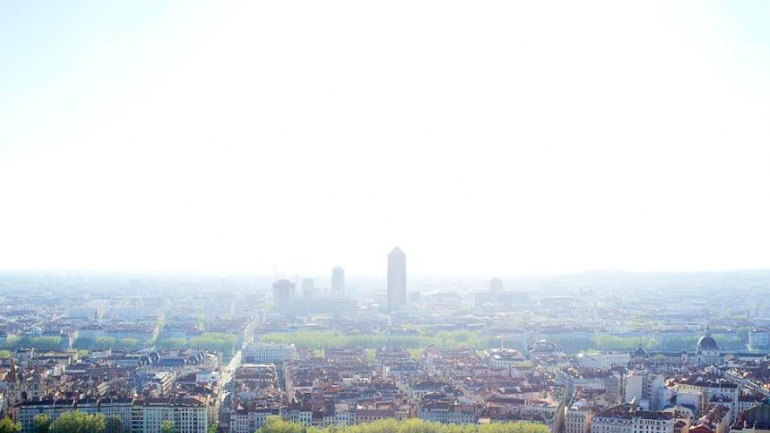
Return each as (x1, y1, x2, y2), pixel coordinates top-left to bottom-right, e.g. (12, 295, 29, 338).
(1, 2, 770, 433)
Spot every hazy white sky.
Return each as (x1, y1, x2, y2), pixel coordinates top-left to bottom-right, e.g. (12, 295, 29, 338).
(1, 1, 770, 278)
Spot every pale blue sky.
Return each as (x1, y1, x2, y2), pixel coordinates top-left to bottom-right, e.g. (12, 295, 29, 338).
(1, 1, 769, 277)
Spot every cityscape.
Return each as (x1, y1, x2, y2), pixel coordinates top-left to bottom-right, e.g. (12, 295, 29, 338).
(2, 1, 770, 433)
(1, 250, 770, 433)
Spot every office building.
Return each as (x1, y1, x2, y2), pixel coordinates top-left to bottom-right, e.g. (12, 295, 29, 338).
(331, 267, 345, 296)
(387, 247, 406, 311)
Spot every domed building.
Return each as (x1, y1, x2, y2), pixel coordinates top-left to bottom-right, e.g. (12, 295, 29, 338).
(632, 344, 647, 364)
(696, 325, 721, 365)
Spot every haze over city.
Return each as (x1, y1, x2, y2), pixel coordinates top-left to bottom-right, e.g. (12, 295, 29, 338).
(4, 3, 770, 433)
(2, 1, 770, 277)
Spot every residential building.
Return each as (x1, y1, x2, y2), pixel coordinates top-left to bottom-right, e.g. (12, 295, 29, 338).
(131, 396, 208, 433)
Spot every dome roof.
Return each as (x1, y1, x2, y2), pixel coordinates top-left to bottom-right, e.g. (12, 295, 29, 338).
(697, 326, 718, 351)
(633, 345, 647, 357)
(697, 335, 718, 351)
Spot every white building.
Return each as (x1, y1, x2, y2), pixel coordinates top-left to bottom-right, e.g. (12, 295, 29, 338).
(230, 408, 278, 433)
(592, 404, 673, 433)
(557, 368, 610, 397)
(674, 381, 739, 415)
(578, 352, 631, 369)
(242, 343, 297, 364)
(12, 397, 207, 433)
(486, 348, 530, 369)
(418, 400, 477, 424)
(565, 405, 592, 433)
(631, 412, 674, 433)
(11, 398, 133, 433)
(283, 407, 313, 426)
(625, 370, 665, 410)
(132, 396, 208, 433)
(196, 371, 217, 385)
(592, 407, 634, 433)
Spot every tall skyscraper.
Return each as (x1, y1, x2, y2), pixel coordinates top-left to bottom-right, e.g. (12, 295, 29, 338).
(387, 247, 406, 311)
(331, 266, 345, 296)
(489, 277, 504, 294)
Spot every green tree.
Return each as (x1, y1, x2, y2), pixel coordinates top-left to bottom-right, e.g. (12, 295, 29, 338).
(7, 336, 61, 351)
(33, 414, 51, 433)
(0, 417, 22, 433)
(207, 423, 218, 433)
(257, 417, 306, 433)
(161, 420, 176, 433)
(94, 337, 117, 350)
(158, 338, 186, 350)
(257, 330, 496, 351)
(104, 416, 124, 433)
(256, 419, 551, 433)
(50, 411, 106, 433)
(73, 337, 95, 350)
(190, 333, 238, 355)
(737, 326, 751, 344)
(114, 338, 139, 351)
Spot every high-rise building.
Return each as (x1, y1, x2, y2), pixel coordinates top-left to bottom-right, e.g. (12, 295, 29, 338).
(489, 277, 504, 294)
(273, 279, 295, 300)
(387, 247, 406, 311)
(331, 266, 345, 296)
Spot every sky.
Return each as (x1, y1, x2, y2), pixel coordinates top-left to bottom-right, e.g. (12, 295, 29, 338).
(1, 1, 770, 278)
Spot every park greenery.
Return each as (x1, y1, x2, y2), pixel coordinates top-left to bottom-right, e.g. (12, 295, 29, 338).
(257, 417, 550, 433)
(29, 412, 125, 433)
(6, 336, 61, 351)
(259, 330, 493, 351)
(157, 332, 238, 356)
(1, 329, 745, 358)
(4, 332, 238, 357)
(258, 330, 746, 353)
(72, 337, 139, 351)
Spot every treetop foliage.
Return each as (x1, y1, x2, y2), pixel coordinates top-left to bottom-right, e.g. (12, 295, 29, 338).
(256, 417, 551, 433)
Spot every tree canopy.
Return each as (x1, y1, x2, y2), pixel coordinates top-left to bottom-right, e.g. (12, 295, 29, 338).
(6, 336, 61, 351)
(257, 417, 551, 433)
(161, 420, 176, 433)
(157, 333, 238, 355)
(0, 417, 21, 433)
(34, 414, 51, 433)
(50, 411, 106, 433)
